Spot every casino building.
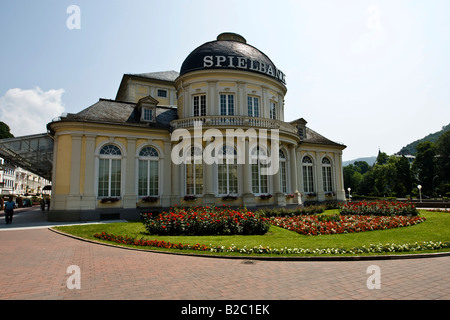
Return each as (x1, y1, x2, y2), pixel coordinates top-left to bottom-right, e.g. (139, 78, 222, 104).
(47, 33, 346, 221)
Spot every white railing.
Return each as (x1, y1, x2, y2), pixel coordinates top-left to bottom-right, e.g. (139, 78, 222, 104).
(171, 116, 298, 134)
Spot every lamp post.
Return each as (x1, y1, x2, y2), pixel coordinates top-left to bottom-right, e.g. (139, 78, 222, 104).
(417, 185, 422, 203)
(347, 187, 351, 202)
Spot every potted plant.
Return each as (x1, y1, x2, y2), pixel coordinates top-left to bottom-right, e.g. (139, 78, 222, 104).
(142, 196, 159, 203)
(222, 194, 238, 201)
(184, 195, 197, 201)
(100, 197, 120, 204)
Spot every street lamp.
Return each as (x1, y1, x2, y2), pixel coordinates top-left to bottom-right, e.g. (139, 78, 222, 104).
(417, 185, 422, 203)
(347, 187, 351, 202)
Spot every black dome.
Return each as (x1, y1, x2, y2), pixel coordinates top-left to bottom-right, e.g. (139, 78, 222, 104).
(180, 33, 286, 85)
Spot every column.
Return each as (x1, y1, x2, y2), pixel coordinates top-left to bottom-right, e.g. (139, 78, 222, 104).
(123, 138, 137, 208)
(161, 141, 172, 207)
(242, 137, 256, 207)
(81, 135, 96, 209)
(66, 134, 82, 210)
(203, 139, 215, 206)
(289, 144, 302, 205)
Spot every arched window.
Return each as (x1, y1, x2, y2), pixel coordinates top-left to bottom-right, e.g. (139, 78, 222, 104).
(279, 150, 288, 193)
(138, 146, 159, 196)
(186, 146, 203, 195)
(251, 146, 268, 194)
(322, 157, 333, 193)
(218, 145, 237, 195)
(302, 155, 314, 193)
(98, 144, 122, 197)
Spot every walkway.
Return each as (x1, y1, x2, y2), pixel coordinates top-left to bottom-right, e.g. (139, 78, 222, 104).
(0, 206, 449, 302)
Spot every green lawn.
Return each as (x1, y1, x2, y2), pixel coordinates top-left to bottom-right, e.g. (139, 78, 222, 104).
(53, 210, 450, 257)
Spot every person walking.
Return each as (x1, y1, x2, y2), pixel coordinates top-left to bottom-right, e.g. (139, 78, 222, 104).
(4, 196, 16, 224)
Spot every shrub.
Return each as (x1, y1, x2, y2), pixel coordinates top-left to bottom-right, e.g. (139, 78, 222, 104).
(141, 206, 269, 236)
(257, 205, 325, 218)
(270, 215, 426, 236)
(339, 200, 419, 216)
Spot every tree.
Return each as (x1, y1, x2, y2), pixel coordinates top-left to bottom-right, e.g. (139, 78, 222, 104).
(375, 150, 389, 165)
(0, 122, 14, 139)
(412, 141, 436, 196)
(354, 161, 370, 174)
(395, 155, 413, 197)
(435, 131, 450, 197)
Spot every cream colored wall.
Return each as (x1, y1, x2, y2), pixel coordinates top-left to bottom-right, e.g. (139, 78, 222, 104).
(50, 121, 172, 211)
(175, 70, 287, 120)
(125, 79, 177, 106)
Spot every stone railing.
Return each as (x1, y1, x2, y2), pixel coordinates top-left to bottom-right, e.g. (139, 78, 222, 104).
(171, 116, 298, 134)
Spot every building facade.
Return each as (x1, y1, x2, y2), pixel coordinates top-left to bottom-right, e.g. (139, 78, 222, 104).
(47, 33, 346, 221)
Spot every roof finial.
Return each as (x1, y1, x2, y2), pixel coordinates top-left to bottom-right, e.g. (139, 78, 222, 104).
(217, 32, 247, 44)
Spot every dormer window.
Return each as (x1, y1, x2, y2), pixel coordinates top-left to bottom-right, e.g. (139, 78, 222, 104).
(143, 108, 153, 121)
(136, 95, 159, 123)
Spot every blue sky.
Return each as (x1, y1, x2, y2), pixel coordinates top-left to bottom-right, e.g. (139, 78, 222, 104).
(1, 0, 449, 161)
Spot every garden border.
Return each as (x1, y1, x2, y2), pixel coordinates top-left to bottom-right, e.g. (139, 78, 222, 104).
(48, 227, 450, 262)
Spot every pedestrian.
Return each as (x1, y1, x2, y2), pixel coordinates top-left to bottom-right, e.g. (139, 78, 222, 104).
(4, 196, 16, 224)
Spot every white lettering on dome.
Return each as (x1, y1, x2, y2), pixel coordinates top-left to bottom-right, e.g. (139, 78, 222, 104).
(202, 55, 286, 84)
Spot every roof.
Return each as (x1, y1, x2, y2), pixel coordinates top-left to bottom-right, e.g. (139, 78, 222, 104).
(132, 70, 179, 82)
(59, 99, 178, 129)
(303, 127, 346, 149)
(115, 70, 179, 101)
(179, 33, 285, 85)
(0, 133, 53, 181)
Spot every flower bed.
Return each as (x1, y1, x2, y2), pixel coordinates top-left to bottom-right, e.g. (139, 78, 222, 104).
(141, 206, 269, 236)
(340, 200, 418, 216)
(93, 232, 450, 255)
(269, 215, 426, 236)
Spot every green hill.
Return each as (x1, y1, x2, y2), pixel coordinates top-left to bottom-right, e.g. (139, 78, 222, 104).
(397, 123, 450, 156)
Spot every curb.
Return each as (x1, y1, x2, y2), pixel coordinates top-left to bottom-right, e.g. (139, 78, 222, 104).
(48, 227, 450, 262)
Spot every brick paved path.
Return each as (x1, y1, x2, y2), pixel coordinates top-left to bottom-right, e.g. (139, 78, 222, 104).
(0, 227, 449, 301)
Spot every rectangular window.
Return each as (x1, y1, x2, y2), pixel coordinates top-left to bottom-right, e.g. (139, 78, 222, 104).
(220, 94, 234, 116)
(303, 166, 314, 193)
(186, 163, 203, 195)
(218, 163, 238, 195)
(193, 94, 206, 117)
(143, 108, 153, 121)
(269, 101, 276, 120)
(157, 89, 168, 98)
(322, 166, 332, 193)
(98, 159, 121, 197)
(252, 163, 268, 194)
(138, 160, 159, 196)
(280, 161, 287, 194)
(247, 96, 259, 117)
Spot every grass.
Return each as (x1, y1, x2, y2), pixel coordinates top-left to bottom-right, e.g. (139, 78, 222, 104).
(53, 210, 450, 257)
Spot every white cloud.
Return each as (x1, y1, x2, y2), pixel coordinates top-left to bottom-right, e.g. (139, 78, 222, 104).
(0, 87, 65, 137)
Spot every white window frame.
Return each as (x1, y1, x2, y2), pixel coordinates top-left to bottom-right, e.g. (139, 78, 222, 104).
(279, 150, 288, 194)
(97, 144, 122, 198)
(217, 145, 238, 195)
(138, 146, 160, 197)
(251, 146, 268, 195)
(269, 101, 277, 120)
(157, 89, 168, 98)
(247, 95, 260, 117)
(185, 146, 203, 196)
(302, 155, 314, 193)
(322, 157, 333, 193)
(220, 93, 235, 116)
(193, 94, 206, 117)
